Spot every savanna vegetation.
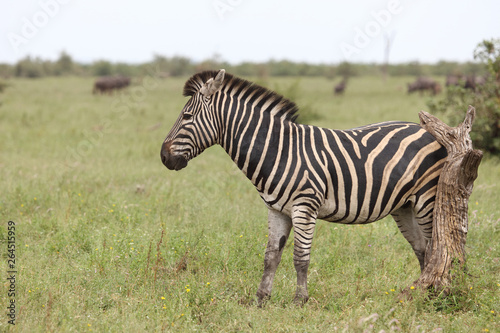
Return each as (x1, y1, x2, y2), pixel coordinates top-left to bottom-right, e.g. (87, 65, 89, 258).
(429, 39, 500, 154)
(0, 51, 486, 80)
(0, 70, 499, 332)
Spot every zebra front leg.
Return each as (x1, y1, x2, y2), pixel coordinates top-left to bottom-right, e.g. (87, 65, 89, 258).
(256, 209, 292, 306)
(292, 207, 317, 305)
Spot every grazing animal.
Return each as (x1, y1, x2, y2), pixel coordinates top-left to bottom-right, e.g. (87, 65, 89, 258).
(334, 78, 347, 95)
(464, 75, 486, 91)
(93, 76, 131, 94)
(160, 70, 447, 305)
(445, 75, 462, 87)
(446, 74, 485, 91)
(407, 77, 441, 95)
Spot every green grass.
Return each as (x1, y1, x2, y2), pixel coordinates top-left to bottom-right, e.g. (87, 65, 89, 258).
(0, 75, 499, 332)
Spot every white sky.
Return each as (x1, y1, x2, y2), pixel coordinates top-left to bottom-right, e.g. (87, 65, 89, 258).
(1, 0, 499, 65)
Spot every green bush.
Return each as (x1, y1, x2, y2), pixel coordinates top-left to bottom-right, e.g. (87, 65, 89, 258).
(92, 60, 113, 76)
(428, 39, 500, 154)
(14, 56, 46, 78)
(272, 79, 322, 124)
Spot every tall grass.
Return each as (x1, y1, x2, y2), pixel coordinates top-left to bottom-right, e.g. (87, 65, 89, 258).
(0, 75, 498, 332)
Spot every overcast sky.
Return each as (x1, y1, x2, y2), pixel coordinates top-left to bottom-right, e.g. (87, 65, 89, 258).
(1, 0, 499, 65)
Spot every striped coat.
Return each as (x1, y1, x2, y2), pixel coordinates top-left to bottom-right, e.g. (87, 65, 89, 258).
(161, 70, 447, 304)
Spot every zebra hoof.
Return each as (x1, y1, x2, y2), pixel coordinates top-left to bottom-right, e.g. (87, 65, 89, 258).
(256, 291, 270, 307)
(293, 294, 309, 306)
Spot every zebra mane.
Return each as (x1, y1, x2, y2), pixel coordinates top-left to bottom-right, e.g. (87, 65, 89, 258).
(183, 70, 299, 123)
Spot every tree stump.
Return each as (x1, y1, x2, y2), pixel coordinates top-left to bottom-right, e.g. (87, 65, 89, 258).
(411, 105, 483, 294)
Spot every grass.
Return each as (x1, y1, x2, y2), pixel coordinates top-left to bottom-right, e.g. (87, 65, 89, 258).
(0, 74, 499, 332)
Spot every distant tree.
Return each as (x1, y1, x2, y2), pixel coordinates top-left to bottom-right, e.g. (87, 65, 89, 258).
(114, 63, 135, 76)
(169, 56, 192, 76)
(54, 51, 74, 75)
(42, 60, 56, 76)
(268, 60, 299, 76)
(336, 61, 356, 78)
(3, 52, 497, 81)
(0, 64, 14, 78)
(92, 60, 113, 76)
(272, 79, 321, 124)
(324, 65, 336, 80)
(381, 32, 395, 80)
(461, 61, 486, 76)
(406, 61, 423, 77)
(196, 53, 227, 73)
(152, 54, 169, 73)
(232, 62, 260, 77)
(428, 39, 500, 154)
(14, 56, 45, 78)
(432, 60, 461, 76)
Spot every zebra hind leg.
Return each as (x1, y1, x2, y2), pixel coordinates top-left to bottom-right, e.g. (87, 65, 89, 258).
(391, 203, 432, 272)
(256, 209, 292, 306)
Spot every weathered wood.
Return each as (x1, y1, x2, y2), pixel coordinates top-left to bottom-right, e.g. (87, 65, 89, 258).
(411, 105, 483, 294)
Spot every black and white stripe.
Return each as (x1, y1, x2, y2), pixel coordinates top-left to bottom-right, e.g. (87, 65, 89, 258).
(161, 70, 447, 303)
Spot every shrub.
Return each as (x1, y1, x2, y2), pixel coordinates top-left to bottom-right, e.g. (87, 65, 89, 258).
(92, 60, 113, 76)
(272, 79, 321, 124)
(14, 56, 45, 78)
(427, 39, 500, 154)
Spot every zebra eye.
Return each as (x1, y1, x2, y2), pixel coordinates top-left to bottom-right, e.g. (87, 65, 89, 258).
(182, 113, 193, 120)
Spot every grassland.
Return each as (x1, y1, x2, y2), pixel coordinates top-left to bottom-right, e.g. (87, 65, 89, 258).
(0, 74, 498, 332)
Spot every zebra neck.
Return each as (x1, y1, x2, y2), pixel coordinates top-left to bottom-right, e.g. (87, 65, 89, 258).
(218, 101, 300, 191)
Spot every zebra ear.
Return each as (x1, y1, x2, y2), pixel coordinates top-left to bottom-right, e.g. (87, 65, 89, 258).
(200, 69, 225, 96)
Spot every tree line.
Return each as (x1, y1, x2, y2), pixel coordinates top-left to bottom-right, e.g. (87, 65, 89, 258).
(1, 39, 498, 154)
(0, 52, 485, 79)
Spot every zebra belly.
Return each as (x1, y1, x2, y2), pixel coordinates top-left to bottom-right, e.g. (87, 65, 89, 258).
(315, 158, 434, 225)
(317, 201, 395, 224)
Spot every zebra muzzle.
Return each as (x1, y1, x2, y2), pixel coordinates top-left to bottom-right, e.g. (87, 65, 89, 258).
(161, 142, 188, 171)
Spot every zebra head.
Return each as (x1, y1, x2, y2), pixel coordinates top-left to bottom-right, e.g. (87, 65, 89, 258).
(160, 69, 226, 171)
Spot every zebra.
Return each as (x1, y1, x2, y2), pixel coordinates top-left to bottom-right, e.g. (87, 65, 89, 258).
(160, 69, 447, 305)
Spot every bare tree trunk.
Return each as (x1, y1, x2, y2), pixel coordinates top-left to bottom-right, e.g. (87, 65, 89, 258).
(382, 32, 395, 82)
(412, 106, 483, 294)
